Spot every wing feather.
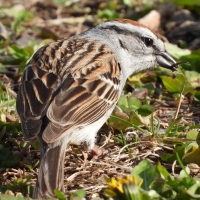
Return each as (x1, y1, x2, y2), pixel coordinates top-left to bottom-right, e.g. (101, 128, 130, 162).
(17, 38, 121, 143)
(17, 64, 58, 139)
(43, 60, 121, 143)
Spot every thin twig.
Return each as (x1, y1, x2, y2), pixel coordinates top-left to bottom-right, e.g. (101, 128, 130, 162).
(66, 171, 90, 182)
(174, 85, 185, 120)
(172, 160, 177, 176)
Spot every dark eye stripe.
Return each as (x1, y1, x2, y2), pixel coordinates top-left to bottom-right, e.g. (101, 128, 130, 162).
(101, 25, 154, 48)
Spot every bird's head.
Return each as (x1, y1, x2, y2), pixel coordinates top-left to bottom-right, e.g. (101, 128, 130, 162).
(84, 19, 179, 78)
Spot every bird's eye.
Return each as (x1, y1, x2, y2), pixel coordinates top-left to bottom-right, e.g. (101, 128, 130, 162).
(142, 37, 154, 47)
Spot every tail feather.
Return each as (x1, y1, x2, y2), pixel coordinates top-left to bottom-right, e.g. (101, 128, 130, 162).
(33, 137, 67, 199)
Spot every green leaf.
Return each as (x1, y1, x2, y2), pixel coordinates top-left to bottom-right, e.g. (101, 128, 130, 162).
(161, 73, 195, 95)
(161, 75, 182, 93)
(11, 9, 33, 32)
(31, 140, 40, 150)
(108, 114, 131, 130)
(108, 114, 146, 133)
(129, 111, 152, 128)
(178, 50, 200, 73)
(155, 162, 172, 180)
(54, 189, 66, 200)
(70, 189, 85, 198)
(53, 0, 67, 4)
(182, 146, 200, 166)
(161, 153, 176, 163)
(166, 180, 179, 190)
(143, 83, 155, 95)
(128, 71, 148, 86)
(8, 45, 33, 60)
(194, 91, 200, 102)
(186, 130, 199, 140)
(147, 189, 162, 199)
(98, 9, 121, 19)
(184, 70, 200, 88)
(150, 179, 166, 196)
(161, 145, 185, 163)
(178, 168, 191, 180)
(179, 177, 194, 189)
(137, 105, 154, 116)
(129, 112, 143, 126)
(0, 194, 26, 200)
(123, 183, 145, 200)
(171, 0, 200, 6)
(184, 142, 199, 154)
(118, 95, 142, 112)
(187, 182, 200, 197)
(131, 160, 157, 190)
(165, 42, 191, 60)
(123, 0, 134, 7)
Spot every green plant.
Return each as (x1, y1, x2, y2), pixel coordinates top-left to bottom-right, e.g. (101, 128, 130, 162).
(105, 159, 200, 199)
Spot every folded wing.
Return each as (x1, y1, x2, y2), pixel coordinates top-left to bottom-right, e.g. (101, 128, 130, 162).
(17, 38, 121, 143)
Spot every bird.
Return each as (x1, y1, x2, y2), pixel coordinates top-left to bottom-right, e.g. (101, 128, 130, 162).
(16, 19, 178, 198)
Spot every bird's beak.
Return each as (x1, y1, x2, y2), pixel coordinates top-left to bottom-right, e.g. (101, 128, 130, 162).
(156, 51, 177, 71)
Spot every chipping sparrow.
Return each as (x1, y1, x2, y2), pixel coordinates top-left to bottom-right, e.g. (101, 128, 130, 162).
(16, 19, 177, 198)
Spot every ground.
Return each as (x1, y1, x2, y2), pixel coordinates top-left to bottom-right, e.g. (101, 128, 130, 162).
(0, 0, 200, 199)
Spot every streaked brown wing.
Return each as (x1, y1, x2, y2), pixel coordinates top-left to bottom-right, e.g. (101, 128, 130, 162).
(17, 38, 121, 142)
(16, 63, 58, 139)
(42, 59, 121, 143)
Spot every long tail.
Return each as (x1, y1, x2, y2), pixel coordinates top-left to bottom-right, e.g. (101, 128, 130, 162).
(33, 136, 68, 199)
